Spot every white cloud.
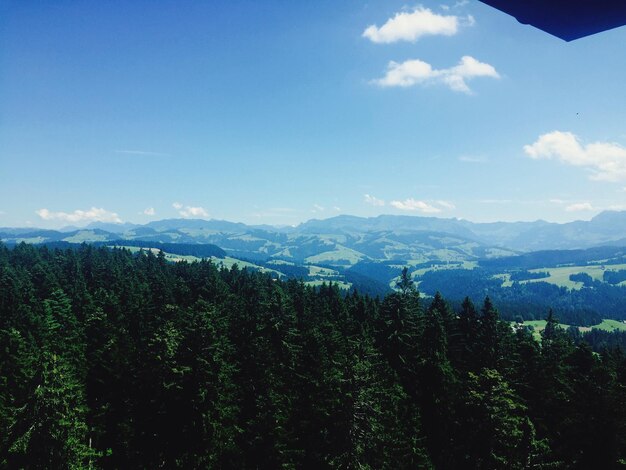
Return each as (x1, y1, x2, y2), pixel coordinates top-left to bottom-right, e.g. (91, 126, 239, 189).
(390, 198, 441, 213)
(172, 202, 208, 218)
(312, 204, 325, 213)
(436, 200, 456, 210)
(181, 206, 209, 218)
(565, 202, 594, 212)
(332, 206, 341, 212)
(36, 207, 122, 224)
(142, 207, 156, 216)
(363, 7, 464, 43)
(524, 131, 626, 182)
(364, 194, 385, 207)
(441, 1, 470, 11)
(372, 56, 499, 93)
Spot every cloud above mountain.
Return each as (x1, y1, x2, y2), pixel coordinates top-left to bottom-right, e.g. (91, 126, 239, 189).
(390, 198, 441, 213)
(364, 194, 385, 207)
(565, 202, 594, 212)
(173, 202, 209, 218)
(524, 131, 626, 182)
(36, 207, 122, 224)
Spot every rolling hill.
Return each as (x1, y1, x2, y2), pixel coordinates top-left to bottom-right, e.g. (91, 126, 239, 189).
(4, 212, 626, 323)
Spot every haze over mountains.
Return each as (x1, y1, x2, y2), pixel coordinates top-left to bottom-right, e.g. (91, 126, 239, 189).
(2, 211, 626, 266)
(4, 208, 626, 333)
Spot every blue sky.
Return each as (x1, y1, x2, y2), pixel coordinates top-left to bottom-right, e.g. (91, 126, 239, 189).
(2, 0, 626, 228)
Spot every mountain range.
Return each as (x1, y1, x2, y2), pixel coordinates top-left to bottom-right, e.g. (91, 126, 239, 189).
(2, 211, 626, 267)
(4, 211, 626, 316)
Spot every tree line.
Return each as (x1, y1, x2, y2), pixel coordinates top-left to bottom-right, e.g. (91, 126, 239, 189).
(1, 243, 626, 468)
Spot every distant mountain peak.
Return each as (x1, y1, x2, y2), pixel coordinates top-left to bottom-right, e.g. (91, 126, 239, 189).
(3, 210, 626, 255)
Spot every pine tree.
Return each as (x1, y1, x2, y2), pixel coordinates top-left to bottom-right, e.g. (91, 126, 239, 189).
(4, 291, 95, 468)
(457, 369, 539, 469)
(417, 292, 456, 468)
(376, 268, 421, 397)
(10, 352, 96, 469)
(452, 296, 480, 372)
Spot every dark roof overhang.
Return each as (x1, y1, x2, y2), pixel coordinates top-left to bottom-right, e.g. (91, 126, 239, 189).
(478, 0, 626, 41)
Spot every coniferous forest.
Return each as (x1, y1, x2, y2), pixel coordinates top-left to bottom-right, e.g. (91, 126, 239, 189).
(2, 243, 626, 469)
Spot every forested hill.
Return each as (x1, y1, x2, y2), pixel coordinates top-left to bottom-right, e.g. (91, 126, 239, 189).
(2, 243, 626, 468)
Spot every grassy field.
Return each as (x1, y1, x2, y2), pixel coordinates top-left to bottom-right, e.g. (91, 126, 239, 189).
(493, 263, 626, 290)
(514, 319, 626, 341)
(308, 265, 339, 277)
(110, 245, 285, 276)
(411, 260, 478, 278)
(304, 280, 352, 290)
(64, 231, 111, 243)
(516, 320, 570, 341)
(266, 259, 296, 266)
(493, 273, 513, 288)
(524, 264, 626, 289)
(208, 256, 281, 275)
(305, 246, 366, 266)
(110, 245, 201, 263)
(14, 237, 46, 244)
(591, 319, 626, 332)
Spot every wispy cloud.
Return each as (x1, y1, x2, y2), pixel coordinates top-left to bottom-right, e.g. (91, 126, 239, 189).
(390, 198, 440, 213)
(311, 204, 325, 213)
(436, 200, 456, 210)
(565, 202, 594, 212)
(181, 207, 209, 218)
(36, 207, 122, 224)
(372, 56, 499, 93)
(269, 207, 296, 213)
(251, 207, 298, 219)
(142, 207, 156, 216)
(363, 7, 471, 43)
(364, 194, 385, 207)
(172, 202, 209, 218)
(115, 149, 168, 157)
(478, 199, 513, 204)
(458, 155, 488, 163)
(524, 131, 626, 182)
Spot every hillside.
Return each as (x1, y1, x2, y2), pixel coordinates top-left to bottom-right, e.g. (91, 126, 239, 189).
(5, 211, 626, 257)
(2, 243, 626, 468)
(4, 213, 626, 321)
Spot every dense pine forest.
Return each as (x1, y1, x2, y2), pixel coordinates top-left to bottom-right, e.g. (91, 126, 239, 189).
(2, 243, 626, 469)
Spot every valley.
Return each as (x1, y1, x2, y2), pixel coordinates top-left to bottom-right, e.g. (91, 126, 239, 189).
(4, 211, 626, 326)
